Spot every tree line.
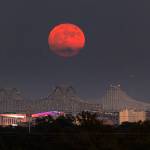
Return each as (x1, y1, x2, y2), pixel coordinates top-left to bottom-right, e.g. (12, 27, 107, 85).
(0, 111, 150, 150)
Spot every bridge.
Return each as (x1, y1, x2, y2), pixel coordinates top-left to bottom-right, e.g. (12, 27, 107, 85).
(0, 88, 26, 113)
(101, 85, 150, 111)
(31, 85, 101, 114)
(0, 85, 150, 114)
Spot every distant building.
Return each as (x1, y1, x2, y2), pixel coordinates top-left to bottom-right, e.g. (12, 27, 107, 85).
(97, 111, 119, 125)
(145, 111, 150, 121)
(0, 114, 27, 126)
(119, 109, 146, 124)
(0, 111, 65, 127)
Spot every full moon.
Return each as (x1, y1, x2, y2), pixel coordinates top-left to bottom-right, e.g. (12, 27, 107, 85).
(48, 23, 85, 58)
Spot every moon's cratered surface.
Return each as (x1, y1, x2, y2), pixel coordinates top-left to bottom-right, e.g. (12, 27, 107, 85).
(48, 23, 85, 57)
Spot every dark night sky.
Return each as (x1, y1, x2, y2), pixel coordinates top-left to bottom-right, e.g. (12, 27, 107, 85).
(0, 0, 150, 102)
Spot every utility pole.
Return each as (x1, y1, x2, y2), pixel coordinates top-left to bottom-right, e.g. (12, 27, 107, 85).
(28, 114, 31, 134)
(27, 105, 32, 134)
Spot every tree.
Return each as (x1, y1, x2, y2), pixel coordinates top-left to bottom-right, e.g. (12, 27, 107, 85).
(52, 115, 75, 128)
(76, 111, 102, 127)
(35, 115, 54, 128)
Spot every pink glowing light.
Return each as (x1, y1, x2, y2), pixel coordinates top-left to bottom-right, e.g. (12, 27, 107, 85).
(0, 114, 26, 118)
(32, 111, 64, 118)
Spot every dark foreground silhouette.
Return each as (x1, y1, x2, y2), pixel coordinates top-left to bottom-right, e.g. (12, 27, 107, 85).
(0, 112, 150, 150)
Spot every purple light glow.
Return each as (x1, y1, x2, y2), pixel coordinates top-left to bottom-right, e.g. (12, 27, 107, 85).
(32, 111, 64, 118)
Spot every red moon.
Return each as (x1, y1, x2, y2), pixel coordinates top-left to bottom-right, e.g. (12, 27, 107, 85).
(48, 23, 85, 57)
